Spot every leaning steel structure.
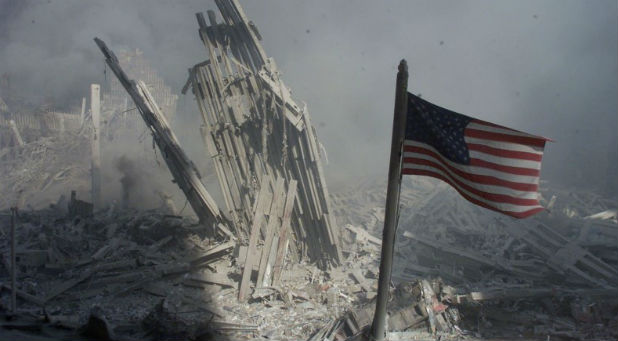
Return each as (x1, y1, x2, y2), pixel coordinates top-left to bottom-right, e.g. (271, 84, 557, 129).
(183, 0, 341, 266)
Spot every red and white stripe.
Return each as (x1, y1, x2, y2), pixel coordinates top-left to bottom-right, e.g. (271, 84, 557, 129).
(402, 120, 549, 218)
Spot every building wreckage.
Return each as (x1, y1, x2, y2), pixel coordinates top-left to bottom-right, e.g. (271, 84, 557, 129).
(0, 1, 617, 340)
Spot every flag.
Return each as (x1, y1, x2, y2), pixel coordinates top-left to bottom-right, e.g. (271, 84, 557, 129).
(402, 92, 550, 218)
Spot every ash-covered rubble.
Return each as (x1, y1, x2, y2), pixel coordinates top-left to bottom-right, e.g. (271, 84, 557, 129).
(0, 204, 239, 339)
(320, 177, 618, 341)
(0, 133, 90, 211)
(0, 195, 367, 340)
(2, 1, 349, 338)
(1, 178, 617, 341)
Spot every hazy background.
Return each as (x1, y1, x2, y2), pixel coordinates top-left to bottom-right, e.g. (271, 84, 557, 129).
(1, 0, 616, 196)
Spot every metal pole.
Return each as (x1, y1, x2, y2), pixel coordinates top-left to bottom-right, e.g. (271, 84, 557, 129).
(9, 120, 24, 146)
(91, 84, 102, 209)
(369, 60, 408, 341)
(10, 207, 17, 313)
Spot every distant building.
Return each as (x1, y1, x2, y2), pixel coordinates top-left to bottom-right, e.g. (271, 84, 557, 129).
(0, 49, 179, 148)
(103, 48, 178, 120)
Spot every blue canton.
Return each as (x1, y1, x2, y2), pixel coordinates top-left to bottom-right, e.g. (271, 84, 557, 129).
(405, 93, 473, 165)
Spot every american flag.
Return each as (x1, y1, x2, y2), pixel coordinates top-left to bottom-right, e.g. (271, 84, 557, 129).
(402, 92, 550, 218)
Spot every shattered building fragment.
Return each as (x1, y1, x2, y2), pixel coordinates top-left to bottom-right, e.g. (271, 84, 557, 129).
(183, 0, 342, 266)
(95, 37, 224, 229)
(93, 0, 344, 307)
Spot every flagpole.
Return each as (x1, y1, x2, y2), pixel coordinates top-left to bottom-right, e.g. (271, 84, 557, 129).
(370, 60, 409, 341)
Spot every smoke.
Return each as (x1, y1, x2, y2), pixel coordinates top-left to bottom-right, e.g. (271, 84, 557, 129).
(0, 0, 616, 195)
(0, 0, 210, 108)
(114, 155, 138, 208)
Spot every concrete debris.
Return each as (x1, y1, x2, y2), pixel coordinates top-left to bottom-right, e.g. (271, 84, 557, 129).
(1, 178, 616, 340)
(0, 184, 354, 340)
(309, 279, 462, 340)
(0, 205, 241, 339)
(67, 190, 93, 218)
(585, 209, 617, 222)
(319, 177, 618, 341)
(0, 133, 90, 210)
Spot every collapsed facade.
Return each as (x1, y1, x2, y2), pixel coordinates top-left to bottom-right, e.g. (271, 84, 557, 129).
(91, 0, 343, 307)
(184, 0, 342, 266)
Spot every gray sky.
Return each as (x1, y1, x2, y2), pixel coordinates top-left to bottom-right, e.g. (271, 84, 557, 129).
(1, 0, 616, 193)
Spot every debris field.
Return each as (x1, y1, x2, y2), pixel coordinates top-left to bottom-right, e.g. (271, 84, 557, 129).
(0, 0, 617, 340)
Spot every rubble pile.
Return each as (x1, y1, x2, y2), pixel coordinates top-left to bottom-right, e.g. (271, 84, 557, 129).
(331, 176, 437, 239)
(1, 2, 354, 338)
(0, 133, 90, 211)
(0, 174, 616, 340)
(396, 182, 618, 288)
(0, 205, 249, 340)
(0, 199, 374, 340)
(327, 177, 618, 340)
(309, 279, 464, 341)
